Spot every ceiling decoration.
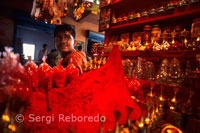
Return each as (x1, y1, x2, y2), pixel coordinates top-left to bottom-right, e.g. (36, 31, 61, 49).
(31, 0, 100, 24)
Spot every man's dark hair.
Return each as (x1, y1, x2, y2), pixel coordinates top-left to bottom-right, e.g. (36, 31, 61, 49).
(77, 45, 82, 51)
(43, 44, 48, 48)
(54, 24, 76, 39)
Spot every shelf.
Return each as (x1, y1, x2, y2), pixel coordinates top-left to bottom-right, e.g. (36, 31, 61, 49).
(100, 0, 123, 9)
(111, 0, 123, 5)
(103, 50, 199, 63)
(110, 4, 200, 31)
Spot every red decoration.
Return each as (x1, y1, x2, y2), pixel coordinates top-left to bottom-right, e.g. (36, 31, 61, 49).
(65, 58, 79, 84)
(38, 59, 53, 91)
(52, 60, 66, 88)
(24, 57, 39, 91)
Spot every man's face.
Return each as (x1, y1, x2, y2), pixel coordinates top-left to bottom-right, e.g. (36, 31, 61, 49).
(55, 31, 74, 52)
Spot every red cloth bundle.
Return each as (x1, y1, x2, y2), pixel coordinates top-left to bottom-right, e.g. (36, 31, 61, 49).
(0, 47, 31, 103)
(52, 60, 66, 88)
(11, 56, 32, 101)
(24, 57, 39, 91)
(38, 59, 53, 91)
(65, 58, 79, 84)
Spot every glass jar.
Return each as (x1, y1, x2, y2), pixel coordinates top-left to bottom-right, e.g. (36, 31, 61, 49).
(191, 18, 200, 38)
(151, 24, 161, 44)
(175, 25, 185, 50)
(143, 25, 152, 43)
(143, 25, 152, 51)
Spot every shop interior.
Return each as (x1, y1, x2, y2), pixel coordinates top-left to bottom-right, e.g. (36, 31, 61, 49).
(0, 0, 200, 132)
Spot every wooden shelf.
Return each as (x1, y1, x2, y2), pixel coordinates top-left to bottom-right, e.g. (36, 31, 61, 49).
(104, 50, 199, 57)
(110, 4, 200, 31)
(103, 50, 199, 68)
(111, 0, 123, 5)
(100, 0, 123, 9)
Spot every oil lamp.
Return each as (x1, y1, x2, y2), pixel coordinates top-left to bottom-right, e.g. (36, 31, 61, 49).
(8, 117, 16, 132)
(2, 98, 11, 122)
(2, 114, 10, 122)
(169, 86, 179, 110)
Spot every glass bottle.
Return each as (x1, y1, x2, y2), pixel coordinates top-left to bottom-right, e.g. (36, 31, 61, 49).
(191, 18, 200, 38)
(175, 25, 184, 50)
(161, 30, 170, 50)
(181, 29, 191, 50)
(196, 33, 200, 50)
(143, 25, 152, 51)
(171, 30, 178, 50)
(191, 18, 200, 50)
(151, 24, 161, 44)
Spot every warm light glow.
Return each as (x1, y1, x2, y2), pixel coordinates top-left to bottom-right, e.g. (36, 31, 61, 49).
(138, 122, 144, 128)
(161, 125, 183, 133)
(184, 38, 187, 44)
(172, 39, 175, 44)
(167, 129, 172, 133)
(145, 118, 150, 124)
(17, 79, 21, 84)
(170, 106, 175, 110)
(171, 97, 176, 102)
(159, 96, 164, 101)
(197, 37, 200, 42)
(2, 114, 10, 122)
(131, 96, 139, 102)
(8, 124, 16, 131)
(149, 92, 153, 97)
(156, 107, 159, 113)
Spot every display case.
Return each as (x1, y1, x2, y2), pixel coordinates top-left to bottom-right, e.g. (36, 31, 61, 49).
(100, 0, 200, 132)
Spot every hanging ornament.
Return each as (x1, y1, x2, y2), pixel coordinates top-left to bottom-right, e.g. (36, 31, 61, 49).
(31, 0, 68, 24)
(73, 3, 85, 20)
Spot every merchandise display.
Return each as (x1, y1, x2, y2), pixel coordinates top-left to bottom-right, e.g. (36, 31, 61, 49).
(1, 0, 200, 132)
(100, 0, 200, 132)
(104, 21, 200, 52)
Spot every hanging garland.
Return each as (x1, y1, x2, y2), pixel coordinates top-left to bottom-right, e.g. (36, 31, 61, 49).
(31, 0, 100, 23)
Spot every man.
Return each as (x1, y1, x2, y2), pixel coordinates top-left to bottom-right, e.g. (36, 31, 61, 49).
(54, 24, 87, 74)
(38, 44, 48, 64)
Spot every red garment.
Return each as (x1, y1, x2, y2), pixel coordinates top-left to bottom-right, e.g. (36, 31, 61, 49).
(62, 49, 87, 74)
